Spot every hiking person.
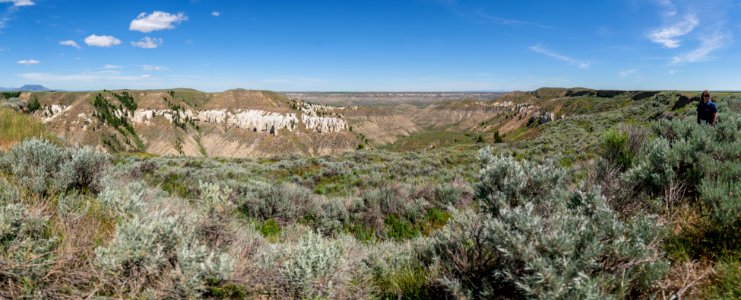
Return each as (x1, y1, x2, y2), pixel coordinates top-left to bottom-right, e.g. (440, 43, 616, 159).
(697, 90, 718, 126)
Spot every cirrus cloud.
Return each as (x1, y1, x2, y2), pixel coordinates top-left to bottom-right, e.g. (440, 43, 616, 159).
(142, 65, 168, 71)
(84, 34, 121, 47)
(648, 14, 699, 48)
(529, 44, 591, 69)
(129, 11, 187, 32)
(17, 59, 39, 65)
(131, 36, 163, 49)
(59, 40, 80, 49)
(0, 0, 34, 7)
(672, 31, 731, 64)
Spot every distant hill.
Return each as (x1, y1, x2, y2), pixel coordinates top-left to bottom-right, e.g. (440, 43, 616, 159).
(0, 84, 53, 91)
(5, 87, 714, 157)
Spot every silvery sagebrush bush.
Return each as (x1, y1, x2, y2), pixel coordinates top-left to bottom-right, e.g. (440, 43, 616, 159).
(279, 231, 345, 298)
(95, 206, 234, 297)
(0, 178, 20, 204)
(0, 151, 10, 173)
(428, 147, 668, 299)
(240, 183, 312, 221)
(623, 99, 740, 227)
(0, 97, 25, 111)
(0, 202, 58, 281)
(172, 243, 235, 296)
(8, 138, 66, 195)
(6, 139, 109, 195)
(363, 238, 432, 297)
(308, 197, 349, 235)
(54, 146, 109, 194)
(621, 138, 677, 195)
(55, 191, 91, 220)
(198, 180, 234, 219)
(97, 180, 150, 218)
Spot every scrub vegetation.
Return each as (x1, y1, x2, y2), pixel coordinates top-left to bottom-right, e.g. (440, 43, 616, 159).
(0, 91, 739, 298)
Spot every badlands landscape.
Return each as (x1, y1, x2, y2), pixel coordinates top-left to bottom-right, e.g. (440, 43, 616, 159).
(1, 88, 740, 298)
(2, 0, 740, 298)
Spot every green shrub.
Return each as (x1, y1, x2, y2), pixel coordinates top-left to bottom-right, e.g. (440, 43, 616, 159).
(307, 198, 349, 235)
(240, 183, 312, 222)
(259, 218, 281, 237)
(279, 231, 344, 298)
(493, 130, 504, 143)
(428, 148, 668, 299)
(161, 173, 190, 198)
(27, 96, 41, 113)
(98, 181, 148, 218)
(364, 241, 435, 299)
(8, 138, 67, 195)
(704, 259, 741, 299)
(95, 209, 233, 297)
(7, 139, 110, 195)
(622, 138, 677, 196)
(1, 91, 21, 99)
(56, 146, 110, 194)
(0, 178, 19, 204)
(601, 129, 633, 170)
(432, 184, 463, 206)
(0, 203, 59, 290)
(198, 181, 234, 219)
(624, 100, 740, 228)
(384, 214, 419, 241)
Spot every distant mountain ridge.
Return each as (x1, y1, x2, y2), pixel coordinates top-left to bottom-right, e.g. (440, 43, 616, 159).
(0, 84, 53, 91)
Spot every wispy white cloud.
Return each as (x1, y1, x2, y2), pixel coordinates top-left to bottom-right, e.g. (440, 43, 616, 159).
(0, 0, 34, 7)
(142, 65, 168, 71)
(84, 34, 121, 47)
(18, 70, 154, 82)
(103, 64, 122, 70)
(647, 0, 733, 64)
(672, 31, 731, 64)
(655, 0, 678, 17)
(648, 14, 699, 48)
(59, 40, 80, 49)
(476, 10, 554, 29)
(131, 36, 163, 49)
(211, 11, 220, 17)
(0, 0, 33, 30)
(529, 44, 591, 69)
(618, 69, 638, 78)
(17, 59, 39, 65)
(130, 11, 187, 32)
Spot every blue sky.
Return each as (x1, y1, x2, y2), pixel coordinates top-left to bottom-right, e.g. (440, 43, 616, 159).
(0, 0, 739, 91)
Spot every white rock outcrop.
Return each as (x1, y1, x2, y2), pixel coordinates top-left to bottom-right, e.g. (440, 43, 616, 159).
(42, 104, 71, 123)
(226, 110, 298, 132)
(302, 115, 347, 133)
(127, 107, 345, 134)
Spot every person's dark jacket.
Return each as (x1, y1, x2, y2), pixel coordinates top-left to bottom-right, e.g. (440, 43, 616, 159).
(697, 99, 718, 124)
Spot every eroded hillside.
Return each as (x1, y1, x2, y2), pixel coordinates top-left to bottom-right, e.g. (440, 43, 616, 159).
(3, 88, 707, 157)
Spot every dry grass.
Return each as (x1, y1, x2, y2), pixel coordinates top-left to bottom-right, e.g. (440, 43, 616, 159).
(658, 260, 715, 300)
(0, 108, 59, 150)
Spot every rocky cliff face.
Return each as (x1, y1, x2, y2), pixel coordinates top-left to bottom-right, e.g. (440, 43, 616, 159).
(130, 107, 348, 134)
(21, 89, 572, 157)
(27, 90, 359, 157)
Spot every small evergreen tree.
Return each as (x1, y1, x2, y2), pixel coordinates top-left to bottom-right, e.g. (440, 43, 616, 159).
(27, 96, 41, 113)
(493, 130, 504, 143)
